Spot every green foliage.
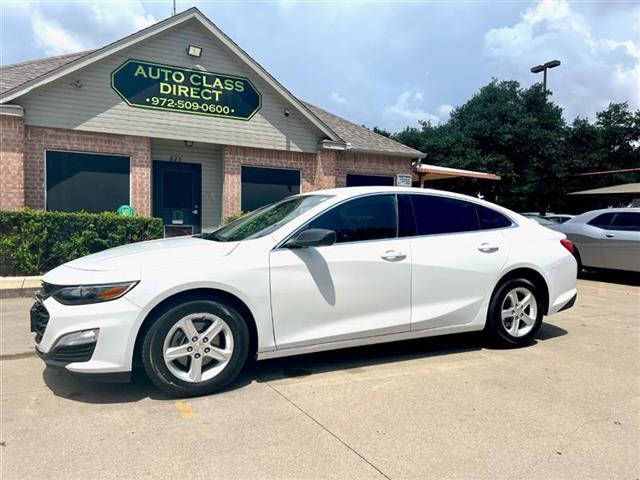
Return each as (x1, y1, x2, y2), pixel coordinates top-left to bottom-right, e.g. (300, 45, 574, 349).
(391, 80, 640, 214)
(372, 126, 392, 138)
(0, 209, 163, 276)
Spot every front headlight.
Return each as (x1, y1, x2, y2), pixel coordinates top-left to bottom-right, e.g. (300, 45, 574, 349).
(52, 282, 138, 305)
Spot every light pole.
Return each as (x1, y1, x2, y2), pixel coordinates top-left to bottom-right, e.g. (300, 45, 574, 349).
(530, 60, 561, 92)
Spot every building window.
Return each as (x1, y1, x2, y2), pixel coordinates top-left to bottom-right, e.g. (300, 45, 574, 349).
(46, 150, 130, 213)
(241, 165, 301, 212)
(346, 173, 394, 187)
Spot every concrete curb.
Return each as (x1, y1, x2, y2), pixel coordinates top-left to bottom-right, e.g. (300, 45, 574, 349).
(0, 276, 41, 299)
(1, 287, 39, 299)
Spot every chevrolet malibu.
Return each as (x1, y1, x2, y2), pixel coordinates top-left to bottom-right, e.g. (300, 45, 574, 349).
(32, 187, 577, 397)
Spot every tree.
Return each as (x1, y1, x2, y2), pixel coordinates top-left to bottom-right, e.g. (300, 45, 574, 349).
(372, 126, 392, 138)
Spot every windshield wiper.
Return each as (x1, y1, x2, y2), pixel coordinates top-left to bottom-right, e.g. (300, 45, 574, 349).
(203, 233, 228, 242)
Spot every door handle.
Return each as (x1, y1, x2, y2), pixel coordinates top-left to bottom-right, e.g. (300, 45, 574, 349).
(605, 233, 615, 238)
(192, 209, 199, 215)
(478, 243, 499, 253)
(380, 250, 407, 261)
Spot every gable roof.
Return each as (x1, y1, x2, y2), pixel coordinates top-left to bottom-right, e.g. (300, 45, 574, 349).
(0, 50, 95, 94)
(0, 8, 423, 159)
(303, 102, 422, 158)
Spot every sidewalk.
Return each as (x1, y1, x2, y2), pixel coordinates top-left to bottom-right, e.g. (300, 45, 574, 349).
(0, 276, 42, 298)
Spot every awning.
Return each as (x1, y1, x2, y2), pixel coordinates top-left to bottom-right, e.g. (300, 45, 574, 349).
(569, 183, 640, 196)
(412, 164, 501, 182)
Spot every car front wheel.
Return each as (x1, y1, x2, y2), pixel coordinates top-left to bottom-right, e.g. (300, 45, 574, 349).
(142, 298, 249, 397)
(485, 278, 544, 347)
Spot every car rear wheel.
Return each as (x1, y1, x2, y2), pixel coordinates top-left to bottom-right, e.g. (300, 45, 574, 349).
(485, 278, 544, 347)
(142, 298, 249, 397)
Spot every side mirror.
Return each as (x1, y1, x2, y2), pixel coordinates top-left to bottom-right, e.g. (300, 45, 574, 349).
(286, 228, 336, 248)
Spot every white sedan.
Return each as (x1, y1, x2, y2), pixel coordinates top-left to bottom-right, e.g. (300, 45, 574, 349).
(32, 187, 578, 397)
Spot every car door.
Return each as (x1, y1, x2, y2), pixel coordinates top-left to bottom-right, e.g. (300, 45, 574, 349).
(579, 212, 616, 268)
(404, 194, 510, 331)
(601, 212, 640, 272)
(269, 194, 411, 349)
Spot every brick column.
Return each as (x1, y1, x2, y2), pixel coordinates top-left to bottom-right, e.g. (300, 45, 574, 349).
(0, 114, 26, 210)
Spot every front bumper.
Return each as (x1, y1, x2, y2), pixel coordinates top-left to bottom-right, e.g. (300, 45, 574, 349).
(32, 293, 142, 376)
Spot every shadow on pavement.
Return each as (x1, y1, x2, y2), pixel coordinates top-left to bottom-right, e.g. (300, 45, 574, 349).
(579, 269, 640, 287)
(43, 322, 567, 404)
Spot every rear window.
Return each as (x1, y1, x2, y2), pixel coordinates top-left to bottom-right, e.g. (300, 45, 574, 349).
(588, 213, 615, 229)
(477, 205, 513, 230)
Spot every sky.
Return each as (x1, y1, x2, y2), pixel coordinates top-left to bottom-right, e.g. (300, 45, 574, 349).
(1, 0, 639, 132)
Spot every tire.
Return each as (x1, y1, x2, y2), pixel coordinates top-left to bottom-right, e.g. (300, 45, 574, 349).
(142, 297, 249, 397)
(485, 278, 544, 347)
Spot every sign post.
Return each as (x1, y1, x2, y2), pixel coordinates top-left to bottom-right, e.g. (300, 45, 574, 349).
(112, 59, 261, 120)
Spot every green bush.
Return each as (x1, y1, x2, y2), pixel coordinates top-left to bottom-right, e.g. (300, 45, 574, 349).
(0, 209, 163, 276)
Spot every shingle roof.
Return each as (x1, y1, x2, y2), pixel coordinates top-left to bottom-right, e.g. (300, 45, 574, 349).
(1, 49, 423, 158)
(0, 50, 95, 95)
(303, 102, 423, 157)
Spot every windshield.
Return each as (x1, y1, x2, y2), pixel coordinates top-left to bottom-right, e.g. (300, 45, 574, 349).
(205, 195, 332, 242)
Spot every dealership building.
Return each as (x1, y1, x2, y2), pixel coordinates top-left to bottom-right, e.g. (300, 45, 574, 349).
(0, 7, 432, 234)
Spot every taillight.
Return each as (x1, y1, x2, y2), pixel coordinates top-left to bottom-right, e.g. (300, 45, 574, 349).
(560, 239, 574, 254)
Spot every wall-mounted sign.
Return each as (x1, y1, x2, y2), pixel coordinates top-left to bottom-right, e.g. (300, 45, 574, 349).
(396, 174, 413, 187)
(111, 59, 262, 121)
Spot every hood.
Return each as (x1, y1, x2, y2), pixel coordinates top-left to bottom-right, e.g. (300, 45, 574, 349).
(44, 236, 238, 284)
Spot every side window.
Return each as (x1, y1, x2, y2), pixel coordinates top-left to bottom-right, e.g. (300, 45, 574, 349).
(410, 195, 479, 235)
(588, 213, 615, 229)
(477, 205, 513, 230)
(306, 194, 398, 243)
(610, 212, 640, 232)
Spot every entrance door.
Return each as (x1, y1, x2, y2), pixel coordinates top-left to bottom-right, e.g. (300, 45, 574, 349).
(153, 161, 202, 235)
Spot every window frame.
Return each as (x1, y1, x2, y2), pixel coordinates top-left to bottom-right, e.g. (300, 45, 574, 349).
(274, 192, 401, 249)
(401, 193, 516, 239)
(44, 149, 132, 212)
(240, 164, 302, 212)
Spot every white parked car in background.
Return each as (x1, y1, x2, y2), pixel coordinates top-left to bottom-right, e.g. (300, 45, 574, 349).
(32, 187, 577, 397)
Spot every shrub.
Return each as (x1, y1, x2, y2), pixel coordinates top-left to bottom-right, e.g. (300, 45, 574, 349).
(0, 209, 163, 276)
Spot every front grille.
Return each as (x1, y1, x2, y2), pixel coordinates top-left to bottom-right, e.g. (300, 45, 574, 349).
(49, 343, 96, 363)
(30, 300, 50, 344)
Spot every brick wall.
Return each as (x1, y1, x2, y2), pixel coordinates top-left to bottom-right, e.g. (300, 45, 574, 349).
(222, 145, 413, 218)
(335, 152, 412, 187)
(24, 127, 152, 215)
(0, 115, 26, 210)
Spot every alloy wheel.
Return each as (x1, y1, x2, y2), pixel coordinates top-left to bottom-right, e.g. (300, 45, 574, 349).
(162, 313, 234, 383)
(500, 287, 538, 338)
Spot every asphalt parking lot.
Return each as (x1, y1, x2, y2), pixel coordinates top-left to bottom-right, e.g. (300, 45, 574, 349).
(1, 276, 639, 479)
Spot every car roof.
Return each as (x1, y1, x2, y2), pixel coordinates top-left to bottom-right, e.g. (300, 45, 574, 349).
(301, 186, 521, 218)
(570, 207, 640, 223)
(306, 186, 481, 202)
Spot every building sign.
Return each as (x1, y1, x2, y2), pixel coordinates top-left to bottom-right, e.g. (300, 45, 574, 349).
(396, 174, 413, 187)
(111, 59, 261, 121)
